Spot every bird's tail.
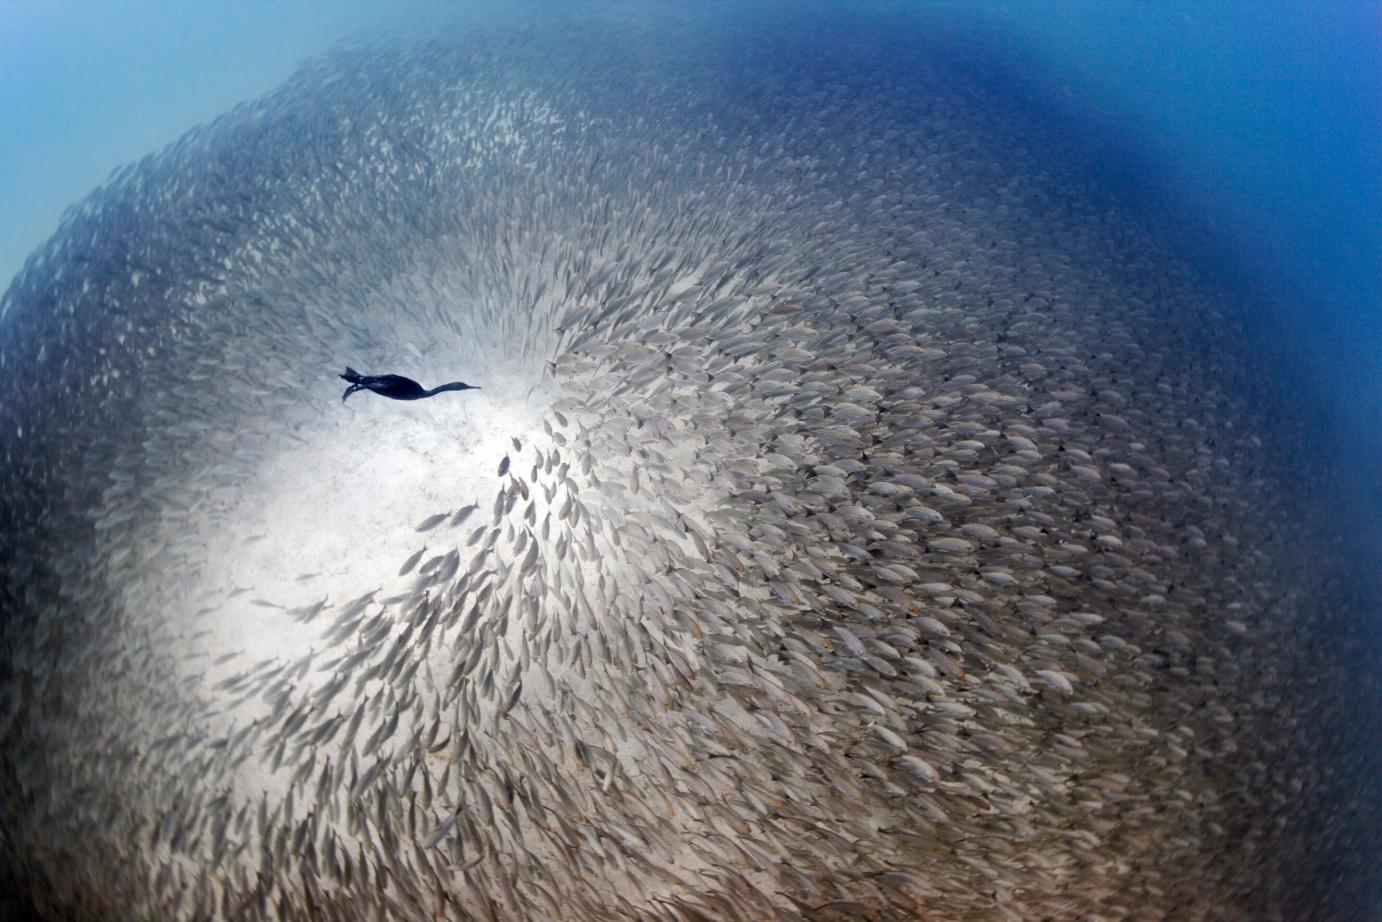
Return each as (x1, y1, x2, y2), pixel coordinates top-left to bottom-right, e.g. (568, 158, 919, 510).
(340, 366, 363, 384)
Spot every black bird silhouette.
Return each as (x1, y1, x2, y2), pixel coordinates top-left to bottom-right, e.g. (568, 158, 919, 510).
(340, 367, 480, 402)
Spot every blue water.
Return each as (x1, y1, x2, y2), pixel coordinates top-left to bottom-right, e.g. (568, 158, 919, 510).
(973, 2, 1382, 547)
(4, 0, 1376, 518)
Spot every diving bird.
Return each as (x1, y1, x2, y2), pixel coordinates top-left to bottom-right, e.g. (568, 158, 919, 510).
(340, 367, 480, 402)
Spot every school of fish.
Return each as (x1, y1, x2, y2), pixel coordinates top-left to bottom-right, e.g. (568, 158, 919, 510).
(0, 14, 1377, 922)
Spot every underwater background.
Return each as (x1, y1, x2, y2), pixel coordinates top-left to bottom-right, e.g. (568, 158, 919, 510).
(1, 2, 1379, 920)
(4, 3, 1378, 496)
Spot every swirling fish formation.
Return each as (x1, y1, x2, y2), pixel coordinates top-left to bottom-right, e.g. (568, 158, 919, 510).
(0, 14, 1377, 922)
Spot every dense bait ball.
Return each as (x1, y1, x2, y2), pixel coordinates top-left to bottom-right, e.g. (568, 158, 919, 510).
(0, 14, 1377, 922)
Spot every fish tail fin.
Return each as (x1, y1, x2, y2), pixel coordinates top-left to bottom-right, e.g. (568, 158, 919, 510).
(341, 366, 362, 383)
